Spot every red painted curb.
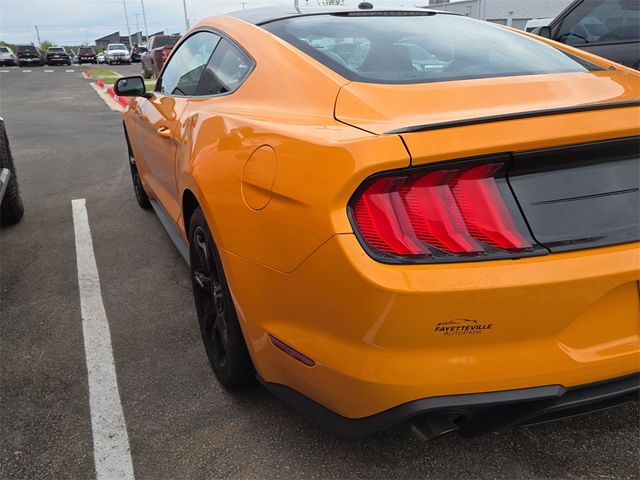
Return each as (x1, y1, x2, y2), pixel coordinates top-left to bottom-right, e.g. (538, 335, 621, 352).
(83, 70, 92, 78)
(96, 79, 106, 88)
(106, 86, 129, 108)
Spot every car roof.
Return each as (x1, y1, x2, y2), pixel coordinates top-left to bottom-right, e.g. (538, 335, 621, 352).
(226, 6, 447, 26)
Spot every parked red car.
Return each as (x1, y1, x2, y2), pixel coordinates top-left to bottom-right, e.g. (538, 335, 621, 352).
(140, 34, 180, 78)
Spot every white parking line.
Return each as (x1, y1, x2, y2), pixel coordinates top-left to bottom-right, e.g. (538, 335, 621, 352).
(66, 69, 75, 73)
(0, 70, 9, 73)
(44, 69, 54, 72)
(22, 69, 32, 73)
(72, 199, 135, 480)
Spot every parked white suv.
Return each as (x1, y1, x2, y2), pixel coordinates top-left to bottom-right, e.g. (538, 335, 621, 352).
(105, 43, 131, 65)
(0, 46, 16, 66)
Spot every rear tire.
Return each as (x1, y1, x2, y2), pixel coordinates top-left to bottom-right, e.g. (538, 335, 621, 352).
(0, 119, 24, 225)
(189, 208, 254, 388)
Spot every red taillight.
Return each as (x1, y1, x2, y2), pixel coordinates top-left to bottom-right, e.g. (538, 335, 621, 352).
(450, 164, 531, 251)
(350, 161, 539, 263)
(161, 48, 170, 59)
(353, 178, 429, 256)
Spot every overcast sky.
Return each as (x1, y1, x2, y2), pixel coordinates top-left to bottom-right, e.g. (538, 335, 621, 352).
(0, 0, 416, 45)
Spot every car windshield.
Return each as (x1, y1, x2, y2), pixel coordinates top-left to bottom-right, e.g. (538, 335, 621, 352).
(18, 45, 38, 53)
(556, 0, 640, 45)
(79, 48, 94, 54)
(49, 47, 64, 52)
(108, 44, 127, 50)
(155, 36, 179, 47)
(263, 12, 601, 84)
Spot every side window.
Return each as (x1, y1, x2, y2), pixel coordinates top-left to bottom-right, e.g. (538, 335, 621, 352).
(158, 31, 220, 96)
(556, 0, 640, 45)
(196, 39, 253, 96)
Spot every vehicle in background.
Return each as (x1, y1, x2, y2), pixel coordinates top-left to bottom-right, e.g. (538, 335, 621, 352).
(131, 46, 148, 63)
(77, 47, 97, 64)
(0, 118, 24, 225)
(535, 0, 640, 69)
(140, 34, 180, 78)
(0, 46, 17, 66)
(16, 45, 45, 67)
(525, 18, 553, 32)
(97, 52, 106, 64)
(46, 47, 71, 66)
(105, 43, 131, 65)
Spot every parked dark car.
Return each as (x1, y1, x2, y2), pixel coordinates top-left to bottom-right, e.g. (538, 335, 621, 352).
(77, 47, 97, 64)
(0, 118, 24, 225)
(140, 34, 180, 78)
(46, 47, 71, 66)
(16, 45, 45, 67)
(131, 46, 147, 62)
(536, 0, 640, 69)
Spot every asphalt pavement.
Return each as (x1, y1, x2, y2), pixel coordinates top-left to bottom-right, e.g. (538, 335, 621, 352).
(0, 64, 639, 480)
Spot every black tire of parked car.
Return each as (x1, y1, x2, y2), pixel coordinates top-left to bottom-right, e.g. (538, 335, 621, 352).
(0, 119, 25, 225)
(188, 207, 255, 388)
(127, 151, 151, 209)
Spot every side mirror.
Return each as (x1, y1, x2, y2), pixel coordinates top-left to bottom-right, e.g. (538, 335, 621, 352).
(536, 26, 552, 39)
(114, 76, 151, 98)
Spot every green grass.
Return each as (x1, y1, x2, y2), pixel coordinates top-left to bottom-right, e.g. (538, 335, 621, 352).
(88, 68, 119, 78)
(101, 76, 119, 85)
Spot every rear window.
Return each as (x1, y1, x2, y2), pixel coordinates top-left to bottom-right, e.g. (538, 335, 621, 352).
(0, 47, 9, 53)
(263, 12, 601, 84)
(108, 44, 127, 50)
(154, 36, 179, 48)
(79, 48, 94, 54)
(48, 47, 64, 52)
(17, 45, 38, 53)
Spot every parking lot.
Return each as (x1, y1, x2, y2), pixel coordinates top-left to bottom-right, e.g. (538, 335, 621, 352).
(0, 65, 638, 479)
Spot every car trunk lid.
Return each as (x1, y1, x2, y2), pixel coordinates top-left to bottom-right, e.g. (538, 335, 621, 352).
(337, 70, 640, 254)
(334, 70, 640, 136)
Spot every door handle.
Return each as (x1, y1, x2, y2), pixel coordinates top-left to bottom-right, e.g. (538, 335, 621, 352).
(157, 126, 172, 138)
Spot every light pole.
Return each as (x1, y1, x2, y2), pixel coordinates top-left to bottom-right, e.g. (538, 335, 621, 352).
(182, 0, 190, 31)
(34, 25, 41, 46)
(140, 0, 149, 43)
(134, 13, 142, 45)
(122, 0, 133, 49)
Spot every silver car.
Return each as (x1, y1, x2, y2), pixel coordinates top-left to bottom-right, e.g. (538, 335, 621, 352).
(0, 47, 16, 67)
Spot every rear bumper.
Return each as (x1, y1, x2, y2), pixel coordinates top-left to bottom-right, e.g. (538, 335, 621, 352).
(225, 235, 639, 419)
(260, 373, 639, 438)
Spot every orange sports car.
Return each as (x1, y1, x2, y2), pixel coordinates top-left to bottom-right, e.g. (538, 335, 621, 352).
(116, 6, 640, 440)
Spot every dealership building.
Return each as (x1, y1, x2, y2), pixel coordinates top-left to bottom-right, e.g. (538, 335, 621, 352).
(424, 0, 574, 30)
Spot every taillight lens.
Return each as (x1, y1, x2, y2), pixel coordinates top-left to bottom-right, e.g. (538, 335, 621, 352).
(350, 160, 544, 263)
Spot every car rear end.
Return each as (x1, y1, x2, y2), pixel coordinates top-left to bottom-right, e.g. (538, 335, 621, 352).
(16, 45, 43, 66)
(77, 47, 96, 64)
(0, 47, 16, 66)
(241, 11, 640, 437)
(46, 48, 70, 65)
(150, 35, 180, 73)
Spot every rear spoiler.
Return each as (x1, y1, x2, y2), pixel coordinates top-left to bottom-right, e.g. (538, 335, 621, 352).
(384, 100, 640, 135)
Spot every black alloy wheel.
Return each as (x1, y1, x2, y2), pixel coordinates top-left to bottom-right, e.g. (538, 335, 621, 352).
(128, 154, 151, 209)
(189, 208, 254, 388)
